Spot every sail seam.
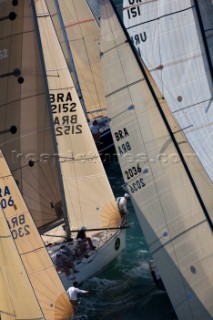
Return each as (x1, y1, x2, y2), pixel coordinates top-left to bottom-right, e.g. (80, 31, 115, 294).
(151, 219, 206, 254)
(126, 6, 194, 30)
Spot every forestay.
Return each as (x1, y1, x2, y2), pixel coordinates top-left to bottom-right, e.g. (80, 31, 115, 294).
(35, 0, 120, 236)
(100, 0, 213, 318)
(123, 0, 213, 183)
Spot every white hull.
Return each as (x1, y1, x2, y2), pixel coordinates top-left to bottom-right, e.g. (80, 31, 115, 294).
(48, 229, 126, 288)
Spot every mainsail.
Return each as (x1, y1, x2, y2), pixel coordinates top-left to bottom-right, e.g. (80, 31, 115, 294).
(0, 150, 72, 319)
(100, 0, 213, 319)
(35, 0, 120, 236)
(123, 0, 213, 183)
(0, 0, 62, 231)
(46, 0, 106, 118)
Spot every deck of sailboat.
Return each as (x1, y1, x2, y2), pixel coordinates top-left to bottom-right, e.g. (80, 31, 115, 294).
(44, 227, 126, 286)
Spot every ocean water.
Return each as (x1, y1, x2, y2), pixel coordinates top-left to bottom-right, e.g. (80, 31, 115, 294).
(76, 1, 174, 319)
(78, 162, 174, 320)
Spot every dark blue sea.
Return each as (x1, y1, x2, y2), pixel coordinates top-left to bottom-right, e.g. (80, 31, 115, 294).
(77, 1, 174, 319)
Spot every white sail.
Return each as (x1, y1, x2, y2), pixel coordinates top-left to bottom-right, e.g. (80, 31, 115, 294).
(0, 149, 73, 319)
(35, 0, 121, 235)
(45, 0, 106, 118)
(100, 1, 213, 319)
(123, 0, 213, 183)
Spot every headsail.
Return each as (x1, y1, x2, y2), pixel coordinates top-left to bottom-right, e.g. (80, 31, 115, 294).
(35, 0, 120, 237)
(0, 0, 62, 231)
(0, 149, 72, 319)
(46, 0, 106, 118)
(100, 0, 213, 318)
(123, 0, 213, 183)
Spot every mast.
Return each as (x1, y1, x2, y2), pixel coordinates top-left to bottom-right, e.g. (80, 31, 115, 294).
(31, 0, 71, 239)
(110, 0, 213, 232)
(194, 0, 213, 82)
(53, 0, 88, 118)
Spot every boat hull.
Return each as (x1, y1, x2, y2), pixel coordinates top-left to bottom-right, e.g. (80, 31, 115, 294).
(48, 229, 126, 288)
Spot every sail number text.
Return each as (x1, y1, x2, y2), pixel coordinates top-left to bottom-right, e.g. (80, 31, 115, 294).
(0, 186, 30, 239)
(8, 214, 30, 240)
(125, 163, 142, 180)
(126, 0, 142, 19)
(114, 128, 131, 156)
(0, 186, 14, 208)
(128, 178, 145, 193)
(114, 127, 146, 192)
(50, 92, 82, 135)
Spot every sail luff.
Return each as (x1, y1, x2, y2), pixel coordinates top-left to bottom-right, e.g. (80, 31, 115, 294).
(110, 0, 213, 233)
(31, 0, 70, 238)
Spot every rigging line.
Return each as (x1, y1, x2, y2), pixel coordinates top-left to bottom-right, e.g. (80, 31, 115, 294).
(110, 0, 213, 233)
(126, 6, 193, 30)
(194, 0, 213, 84)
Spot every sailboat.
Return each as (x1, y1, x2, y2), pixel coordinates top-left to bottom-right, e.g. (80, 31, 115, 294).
(0, 151, 72, 320)
(44, 0, 115, 156)
(100, 0, 213, 319)
(0, 0, 126, 287)
(123, 0, 213, 183)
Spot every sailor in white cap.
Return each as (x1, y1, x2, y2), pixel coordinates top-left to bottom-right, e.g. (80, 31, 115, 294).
(116, 193, 130, 224)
